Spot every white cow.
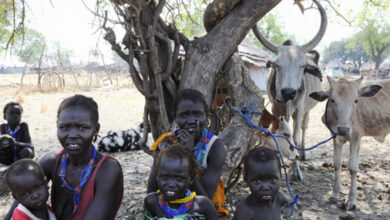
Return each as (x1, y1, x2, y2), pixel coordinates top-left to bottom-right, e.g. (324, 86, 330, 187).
(253, 0, 327, 168)
(310, 76, 386, 210)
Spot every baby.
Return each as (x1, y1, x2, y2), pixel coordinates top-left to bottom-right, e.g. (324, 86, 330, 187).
(233, 146, 287, 220)
(144, 144, 218, 219)
(6, 159, 56, 220)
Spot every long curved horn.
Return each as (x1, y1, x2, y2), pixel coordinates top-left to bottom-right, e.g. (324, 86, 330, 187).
(252, 24, 279, 54)
(301, 0, 328, 51)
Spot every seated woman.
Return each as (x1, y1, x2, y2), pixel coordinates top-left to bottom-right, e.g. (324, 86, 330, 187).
(38, 94, 124, 220)
(148, 89, 228, 218)
(5, 95, 123, 220)
(144, 144, 217, 219)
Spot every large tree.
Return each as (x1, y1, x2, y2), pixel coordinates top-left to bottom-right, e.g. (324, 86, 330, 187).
(100, 0, 283, 182)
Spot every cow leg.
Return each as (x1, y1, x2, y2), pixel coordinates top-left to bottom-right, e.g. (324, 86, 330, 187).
(346, 136, 361, 210)
(291, 159, 303, 182)
(292, 108, 304, 161)
(328, 137, 345, 204)
(299, 111, 310, 161)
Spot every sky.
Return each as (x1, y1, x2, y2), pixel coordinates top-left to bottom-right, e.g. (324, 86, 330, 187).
(1, 0, 362, 66)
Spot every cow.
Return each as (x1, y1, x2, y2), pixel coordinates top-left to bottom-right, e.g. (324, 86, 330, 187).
(253, 0, 327, 167)
(309, 76, 385, 210)
(257, 108, 302, 180)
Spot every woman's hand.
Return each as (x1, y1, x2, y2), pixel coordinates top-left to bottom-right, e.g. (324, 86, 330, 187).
(176, 128, 197, 149)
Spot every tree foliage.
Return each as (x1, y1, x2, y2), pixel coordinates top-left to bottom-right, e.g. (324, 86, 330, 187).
(0, 0, 26, 52)
(322, 38, 369, 67)
(348, 0, 390, 69)
(16, 28, 46, 64)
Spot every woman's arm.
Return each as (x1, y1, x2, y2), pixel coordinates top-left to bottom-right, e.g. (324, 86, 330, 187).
(82, 158, 123, 220)
(198, 139, 227, 199)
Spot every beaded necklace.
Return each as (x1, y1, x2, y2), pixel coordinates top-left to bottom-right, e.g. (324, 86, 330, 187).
(59, 146, 96, 213)
(192, 128, 212, 165)
(158, 189, 195, 217)
(7, 125, 20, 161)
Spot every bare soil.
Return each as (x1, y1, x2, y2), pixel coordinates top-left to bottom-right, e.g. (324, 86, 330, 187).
(0, 73, 389, 219)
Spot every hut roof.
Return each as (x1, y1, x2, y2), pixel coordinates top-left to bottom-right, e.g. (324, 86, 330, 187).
(325, 59, 344, 69)
(360, 60, 376, 72)
(237, 38, 273, 68)
(379, 58, 390, 70)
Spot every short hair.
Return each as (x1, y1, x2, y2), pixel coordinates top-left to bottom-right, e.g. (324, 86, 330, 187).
(57, 95, 99, 126)
(244, 146, 282, 179)
(173, 89, 208, 117)
(155, 144, 197, 180)
(5, 159, 45, 193)
(3, 102, 23, 120)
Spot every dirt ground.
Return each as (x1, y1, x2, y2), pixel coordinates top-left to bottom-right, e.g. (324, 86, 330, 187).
(0, 73, 389, 219)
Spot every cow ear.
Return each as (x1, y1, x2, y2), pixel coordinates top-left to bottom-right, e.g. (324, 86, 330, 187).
(309, 91, 329, 102)
(359, 84, 382, 97)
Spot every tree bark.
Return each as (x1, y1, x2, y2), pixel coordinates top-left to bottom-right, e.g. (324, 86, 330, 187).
(218, 53, 264, 183)
(180, 0, 280, 107)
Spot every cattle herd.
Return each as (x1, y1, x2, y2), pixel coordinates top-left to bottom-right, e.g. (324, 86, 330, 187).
(251, 0, 390, 212)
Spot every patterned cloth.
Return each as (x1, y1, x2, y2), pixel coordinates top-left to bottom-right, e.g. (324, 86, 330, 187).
(143, 206, 205, 220)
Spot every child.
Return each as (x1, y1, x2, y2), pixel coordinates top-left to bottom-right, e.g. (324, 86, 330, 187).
(232, 146, 287, 220)
(5, 159, 56, 220)
(37, 95, 123, 220)
(144, 144, 218, 219)
(1, 102, 34, 193)
(0, 102, 34, 166)
(147, 89, 228, 218)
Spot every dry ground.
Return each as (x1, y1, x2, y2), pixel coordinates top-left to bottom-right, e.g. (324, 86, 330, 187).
(0, 73, 389, 219)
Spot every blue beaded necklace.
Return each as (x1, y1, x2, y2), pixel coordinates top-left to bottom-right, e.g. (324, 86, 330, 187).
(158, 189, 194, 217)
(7, 125, 20, 161)
(59, 146, 96, 213)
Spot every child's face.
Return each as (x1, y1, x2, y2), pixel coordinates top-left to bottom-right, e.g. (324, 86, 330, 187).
(12, 173, 48, 211)
(5, 105, 22, 127)
(175, 99, 207, 135)
(57, 107, 98, 156)
(246, 159, 281, 202)
(157, 156, 192, 201)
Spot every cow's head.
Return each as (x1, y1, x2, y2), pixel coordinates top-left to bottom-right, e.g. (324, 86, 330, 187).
(309, 76, 383, 137)
(254, 0, 327, 103)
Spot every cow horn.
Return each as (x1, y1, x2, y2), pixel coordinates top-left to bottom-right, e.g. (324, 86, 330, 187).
(252, 24, 279, 53)
(301, 0, 328, 51)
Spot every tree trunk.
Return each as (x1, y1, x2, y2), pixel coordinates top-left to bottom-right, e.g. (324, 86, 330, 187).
(219, 53, 263, 183)
(21, 52, 32, 85)
(180, 0, 280, 106)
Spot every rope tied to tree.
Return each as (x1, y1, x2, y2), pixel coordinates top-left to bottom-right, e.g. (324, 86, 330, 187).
(230, 100, 337, 218)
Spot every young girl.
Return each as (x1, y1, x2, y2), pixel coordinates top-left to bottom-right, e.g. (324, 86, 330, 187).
(6, 159, 56, 220)
(147, 89, 228, 218)
(0, 102, 34, 165)
(233, 146, 287, 220)
(144, 144, 218, 219)
(0, 102, 34, 193)
(38, 94, 124, 220)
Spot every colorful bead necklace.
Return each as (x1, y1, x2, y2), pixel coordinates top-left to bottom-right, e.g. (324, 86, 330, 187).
(192, 128, 211, 165)
(158, 189, 195, 217)
(7, 125, 20, 161)
(59, 146, 96, 213)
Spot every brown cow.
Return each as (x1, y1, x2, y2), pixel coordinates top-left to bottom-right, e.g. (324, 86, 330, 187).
(309, 76, 385, 210)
